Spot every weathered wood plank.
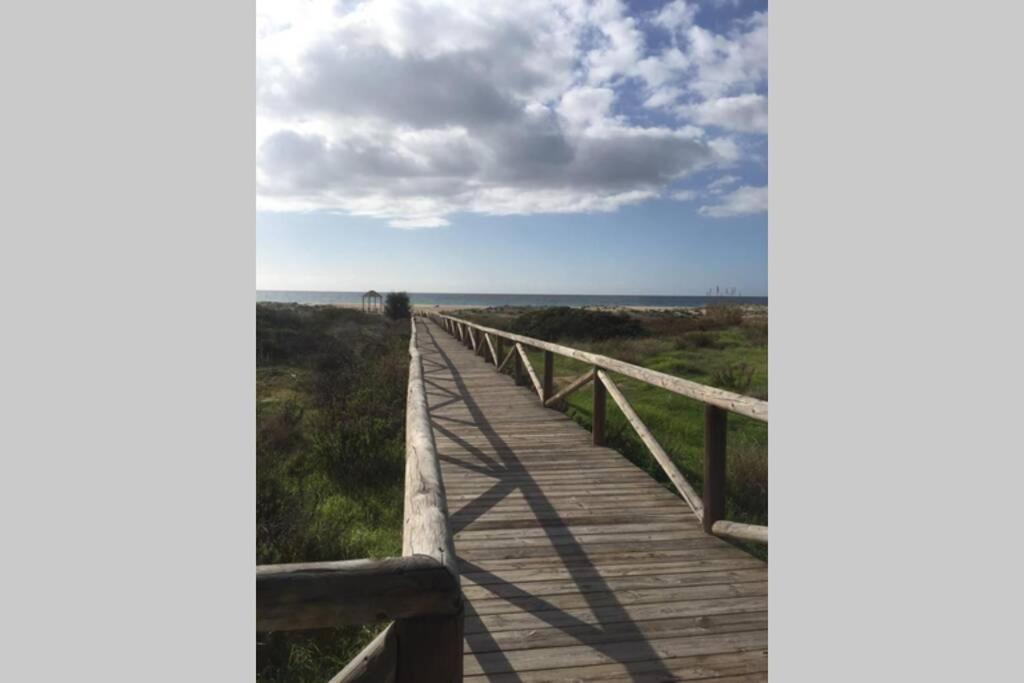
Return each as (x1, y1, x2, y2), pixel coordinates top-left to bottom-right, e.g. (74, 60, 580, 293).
(463, 629, 769, 674)
(460, 567, 767, 601)
(469, 581, 767, 616)
(460, 556, 766, 586)
(543, 368, 594, 407)
(464, 611, 767, 655)
(464, 595, 768, 635)
(329, 624, 396, 683)
(256, 556, 459, 631)
(463, 649, 766, 683)
(713, 520, 769, 545)
(515, 342, 544, 400)
(484, 332, 499, 365)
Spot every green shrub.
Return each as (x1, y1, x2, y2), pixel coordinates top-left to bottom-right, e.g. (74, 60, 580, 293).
(727, 444, 768, 527)
(710, 363, 756, 393)
(704, 303, 745, 327)
(510, 307, 646, 342)
(384, 292, 411, 320)
(676, 330, 718, 349)
(742, 321, 768, 346)
(257, 303, 375, 366)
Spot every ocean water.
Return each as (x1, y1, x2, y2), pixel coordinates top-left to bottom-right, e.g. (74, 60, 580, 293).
(257, 291, 767, 308)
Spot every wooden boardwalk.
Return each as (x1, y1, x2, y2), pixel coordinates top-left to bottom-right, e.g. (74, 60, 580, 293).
(417, 319, 768, 682)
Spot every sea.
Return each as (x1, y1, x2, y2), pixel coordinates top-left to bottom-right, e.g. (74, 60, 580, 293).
(257, 291, 767, 308)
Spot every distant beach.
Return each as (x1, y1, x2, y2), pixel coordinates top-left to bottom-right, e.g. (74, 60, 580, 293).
(257, 290, 767, 310)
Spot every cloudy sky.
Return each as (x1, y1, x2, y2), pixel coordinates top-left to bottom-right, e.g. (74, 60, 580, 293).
(257, 0, 767, 295)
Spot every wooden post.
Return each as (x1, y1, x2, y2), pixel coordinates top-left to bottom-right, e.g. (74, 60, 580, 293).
(514, 348, 524, 386)
(592, 368, 606, 446)
(395, 607, 464, 683)
(703, 405, 727, 533)
(542, 351, 554, 403)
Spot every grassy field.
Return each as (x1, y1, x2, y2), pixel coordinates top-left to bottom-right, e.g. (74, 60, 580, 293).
(256, 303, 408, 683)
(459, 305, 768, 556)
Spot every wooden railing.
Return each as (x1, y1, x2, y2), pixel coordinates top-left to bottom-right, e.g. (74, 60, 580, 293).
(256, 317, 463, 683)
(430, 312, 769, 546)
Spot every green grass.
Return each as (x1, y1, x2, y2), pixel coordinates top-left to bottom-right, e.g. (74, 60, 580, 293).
(256, 303, 408, 683)
(461, 305, 768, 558)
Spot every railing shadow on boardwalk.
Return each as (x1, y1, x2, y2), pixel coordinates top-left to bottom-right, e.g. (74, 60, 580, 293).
(418, 321, 677, 682)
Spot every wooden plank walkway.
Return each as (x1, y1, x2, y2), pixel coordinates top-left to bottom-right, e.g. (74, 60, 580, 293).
(416, 319, 768, 682)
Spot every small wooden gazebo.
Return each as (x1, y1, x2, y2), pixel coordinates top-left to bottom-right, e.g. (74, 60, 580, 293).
(361, 290, 383, 313)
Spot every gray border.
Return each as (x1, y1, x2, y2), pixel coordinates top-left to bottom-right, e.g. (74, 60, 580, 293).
(772, 2, 1021, 680)
(2, 1, 254, 680)
(3, 1, 1022, 680)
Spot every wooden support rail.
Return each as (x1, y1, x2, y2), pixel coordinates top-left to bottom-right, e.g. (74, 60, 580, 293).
(543, 368, 595, 407)
(435, 314, 767, 422)
(330, 625, 396, 683)
(484, 333, 499, 365)
(256, 555, 460, 632)
(496, 346, 515, 373)
(712, 520, 769, 545)
(515, 342, 544, 400)
(432, 313, 768, 547)
(597, 370, 704, 519)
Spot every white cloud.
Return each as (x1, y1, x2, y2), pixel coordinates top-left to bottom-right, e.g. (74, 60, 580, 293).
(557, 87, 617, 130)
(707, 174, 741, 194)
(653, 1, 698, 34)
(257, 0, 767, 227)
(671, 189, 698, 201)
(699, 185, 767, 217)
(683, 93, 767, 133)
(632, 9, 767, 114)
(390, 216, 451, 229)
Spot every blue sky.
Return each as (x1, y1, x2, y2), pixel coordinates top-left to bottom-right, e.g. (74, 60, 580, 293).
(257, 0, 767, 295)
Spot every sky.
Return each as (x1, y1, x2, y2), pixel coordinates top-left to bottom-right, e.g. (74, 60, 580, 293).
(257, 0, 768, 295)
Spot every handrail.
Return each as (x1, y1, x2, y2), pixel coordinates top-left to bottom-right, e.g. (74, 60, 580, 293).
(396, 316, 463, 681)
(429, 312, 768, 546)
(404, 317, 459, 578)
(256, 555, 460, 632)
(434, 314, 767, 422)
